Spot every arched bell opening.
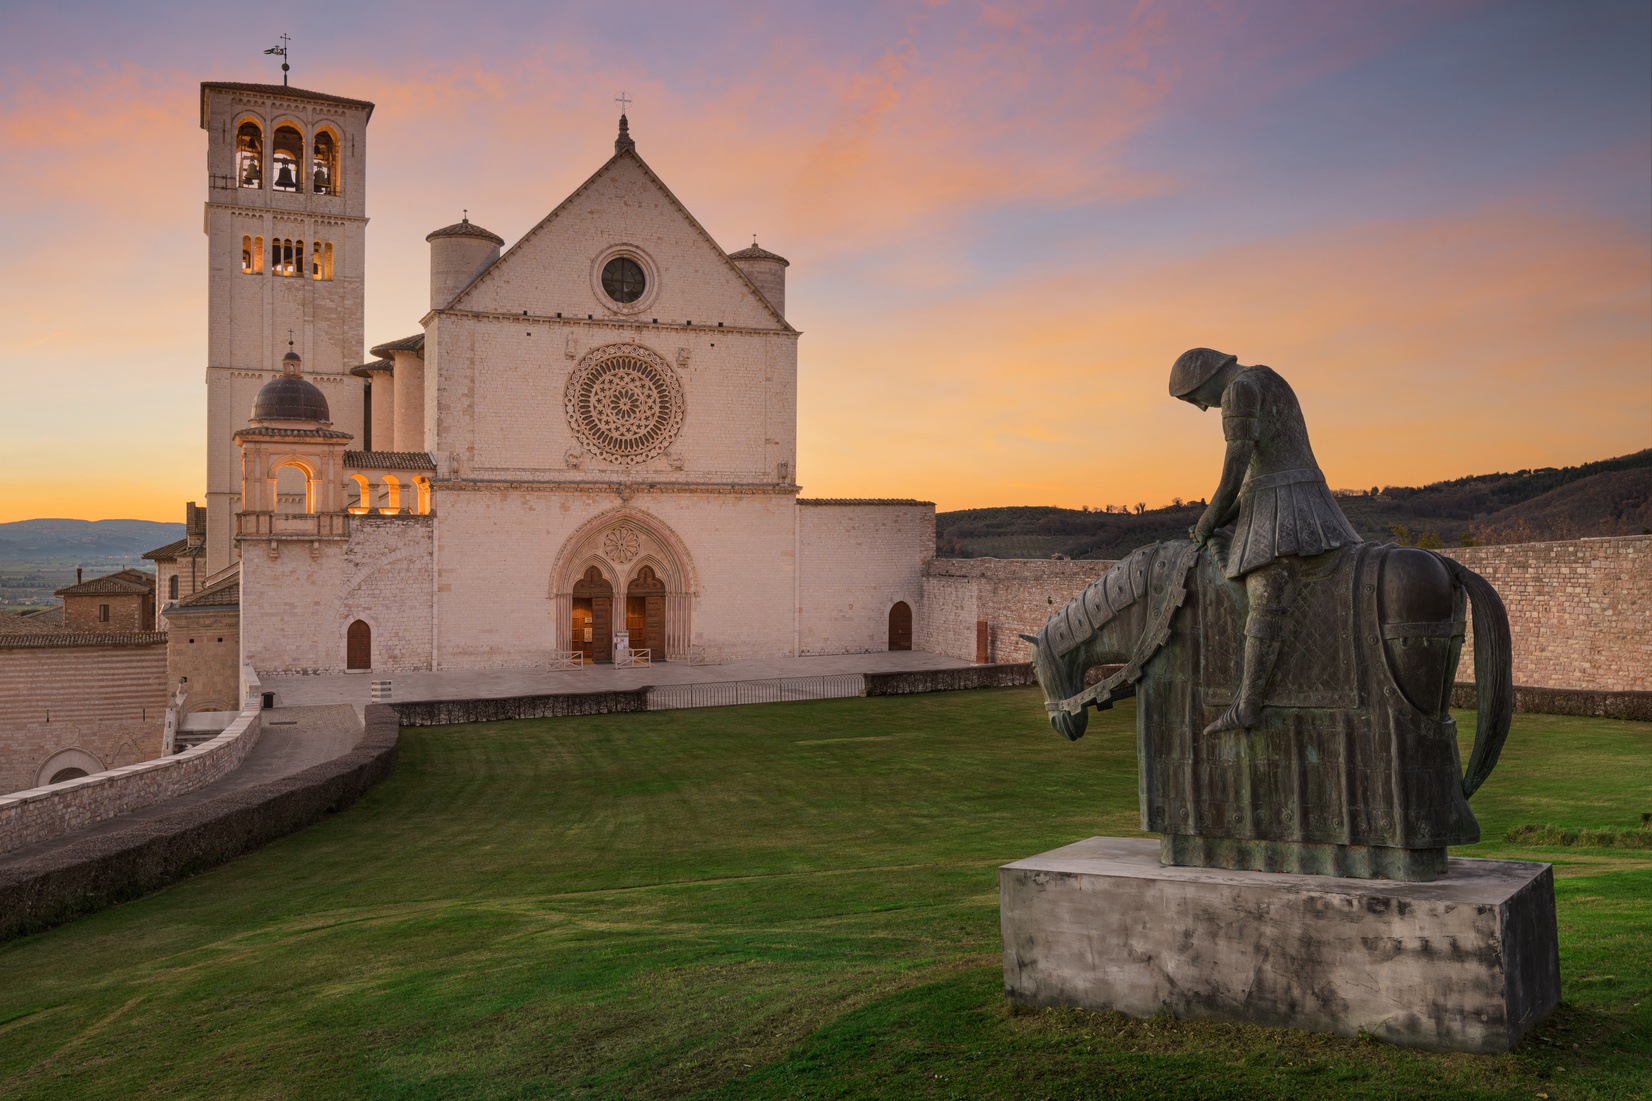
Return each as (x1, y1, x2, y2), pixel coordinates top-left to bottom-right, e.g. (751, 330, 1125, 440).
(235, 119, 264, 189)
(271, 124, 303, 192)
(311, 126, 340, 195)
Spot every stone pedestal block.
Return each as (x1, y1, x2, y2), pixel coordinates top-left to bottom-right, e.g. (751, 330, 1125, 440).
(1000, 837, 1559, 1053)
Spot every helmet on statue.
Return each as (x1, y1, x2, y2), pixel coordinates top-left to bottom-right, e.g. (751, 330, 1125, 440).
(1169, 347, 1238, 399)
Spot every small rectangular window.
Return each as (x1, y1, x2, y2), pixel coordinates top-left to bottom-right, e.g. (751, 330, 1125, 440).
(169, 575, 179, 599)
(254, 236, 264, 274)
(99, 604, 110, 622)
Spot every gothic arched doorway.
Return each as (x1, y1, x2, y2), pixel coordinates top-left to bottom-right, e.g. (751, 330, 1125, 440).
(572, 566, 614, 663)
(551, 511, 695, 662)
(626, 565, 667, 660)
(888, 601, 913, 651)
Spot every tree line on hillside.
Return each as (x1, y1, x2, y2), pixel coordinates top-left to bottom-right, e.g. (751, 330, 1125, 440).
(937, 450, 1652, 560)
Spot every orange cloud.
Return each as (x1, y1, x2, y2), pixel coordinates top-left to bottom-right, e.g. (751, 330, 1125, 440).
(797, 200, 1652, 509)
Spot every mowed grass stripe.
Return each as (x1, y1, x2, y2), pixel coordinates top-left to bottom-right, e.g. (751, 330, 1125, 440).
(0, 687, 1645, 1100)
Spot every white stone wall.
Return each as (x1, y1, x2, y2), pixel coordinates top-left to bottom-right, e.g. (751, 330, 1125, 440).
(430, 487, 798, 668)
(427, 152, 797, 488)
(797, 502, 934, 655)
(241, 517, 432, 676)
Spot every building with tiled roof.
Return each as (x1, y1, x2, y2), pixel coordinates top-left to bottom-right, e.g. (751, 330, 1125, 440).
(171, 89, 932, 681)
(53, 568, 156, 632)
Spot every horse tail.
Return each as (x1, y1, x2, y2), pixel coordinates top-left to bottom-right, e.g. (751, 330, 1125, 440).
(1441, 556, 1514, 798)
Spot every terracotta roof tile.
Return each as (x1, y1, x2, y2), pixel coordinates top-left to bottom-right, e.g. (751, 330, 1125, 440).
(142, 538, 205, 561)
(344, 451, 438, 471)
(53, 568, 154, 597)
(350, 357, 394, 378)
(173, 574, 240, 610)
(200, 82, 375, 116)
(369, 333, 425, 358)
(426, 218, 505, 246)
(729, 243, 790, 266)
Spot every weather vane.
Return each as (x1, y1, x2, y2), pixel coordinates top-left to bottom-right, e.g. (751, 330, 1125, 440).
(615, 91, 632, 116)
(264, 35, 290, 86)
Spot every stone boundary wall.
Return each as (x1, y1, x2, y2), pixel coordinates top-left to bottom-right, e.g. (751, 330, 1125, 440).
(0, 705, 399, 943)
(1442, 536, 1650, 693)
(864, 663, 1036, 695)
(390, 688, 650, 727)
(920, 558, 1117, 664)
(1450, 683, 1652, 723)
(0, 699, 261, 857)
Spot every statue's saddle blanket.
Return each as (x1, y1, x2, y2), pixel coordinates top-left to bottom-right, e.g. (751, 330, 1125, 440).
(1199, 543, 1366, 710)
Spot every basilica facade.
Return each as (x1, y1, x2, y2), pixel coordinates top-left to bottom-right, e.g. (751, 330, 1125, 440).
(193, 80, 933, 678)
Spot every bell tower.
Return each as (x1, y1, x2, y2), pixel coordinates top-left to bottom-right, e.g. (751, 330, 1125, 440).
(198, 79, 375, 572)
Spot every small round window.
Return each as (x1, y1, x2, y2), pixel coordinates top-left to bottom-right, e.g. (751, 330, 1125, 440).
(601, 257, 646, 304)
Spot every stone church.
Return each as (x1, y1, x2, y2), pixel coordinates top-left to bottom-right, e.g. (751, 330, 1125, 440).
(191, 79, 933, 678)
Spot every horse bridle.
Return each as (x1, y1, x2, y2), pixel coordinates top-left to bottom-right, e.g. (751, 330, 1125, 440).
(1043, 542, 1201, 716)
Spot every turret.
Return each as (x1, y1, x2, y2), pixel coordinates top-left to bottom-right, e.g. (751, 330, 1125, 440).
(427, 215, 504, 311)
(729, 240, 789, 318)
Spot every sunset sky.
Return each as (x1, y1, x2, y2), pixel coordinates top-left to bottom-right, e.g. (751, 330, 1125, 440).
(1, 0, 1647, 522)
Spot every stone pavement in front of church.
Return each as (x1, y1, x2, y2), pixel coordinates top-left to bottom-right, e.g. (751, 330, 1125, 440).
(263, 650, 976, 716)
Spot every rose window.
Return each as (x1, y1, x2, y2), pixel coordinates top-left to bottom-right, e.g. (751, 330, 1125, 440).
(564, 344, 684, 464)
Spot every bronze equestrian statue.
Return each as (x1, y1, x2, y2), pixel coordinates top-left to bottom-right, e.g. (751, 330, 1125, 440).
(1023, 349, 1514, 882)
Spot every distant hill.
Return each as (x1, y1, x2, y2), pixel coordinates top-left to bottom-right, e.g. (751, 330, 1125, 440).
(0, 518, 185, 561)
(937, 450, 1652, 560)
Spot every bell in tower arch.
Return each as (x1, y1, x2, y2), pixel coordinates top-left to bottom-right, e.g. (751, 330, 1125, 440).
(274, 159, 297, 190)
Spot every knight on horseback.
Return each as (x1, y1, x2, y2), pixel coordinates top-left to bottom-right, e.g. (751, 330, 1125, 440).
(1171, 347, 1363, 736)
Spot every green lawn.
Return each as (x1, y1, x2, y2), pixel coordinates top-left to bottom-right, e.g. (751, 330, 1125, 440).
(0, 688, 1647, 1099)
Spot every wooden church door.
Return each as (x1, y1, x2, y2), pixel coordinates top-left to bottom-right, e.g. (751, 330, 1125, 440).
(888, 602, 913, 651)
(627, 565, 667, 659)
(347, 619, 372, 669)
(573, 566, 613, 662)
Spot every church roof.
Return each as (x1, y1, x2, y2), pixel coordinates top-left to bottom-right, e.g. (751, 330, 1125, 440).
(233, 426, 354, 440)
(426, 216, 504, 246)
(370, 333, 425, 358)
(0, 607, 71, 636)
(350, 357, 394, 378)
(443, 120, 796, 332)
(252, 372, 331, 423)
(200, 82, 376, 123)
(172, 573, 240, 611)
(142, 538, 205, 561)
(729, 243, 790, 266)
(345, 451, 437, 471)
(54, 568, 154, 598)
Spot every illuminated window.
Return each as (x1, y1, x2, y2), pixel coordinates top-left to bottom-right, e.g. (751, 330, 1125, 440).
(312, 129, 339, 195)
(379, 475, 402, 515)
(295, 239, 304, 279)
(272, 125, 303, 192)
(413, 475, 431, 514)
(242, 235, 253, 274)
(324, 241, 334, 280)
(236, 121, 263, 189)
(254, 235, 264, 274)
(312, 241, 322, 279)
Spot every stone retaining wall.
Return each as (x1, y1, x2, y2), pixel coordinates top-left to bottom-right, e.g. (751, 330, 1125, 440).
(0, 705, 399, 942)
(864, 663, 1036, 695)
(389, 688, 650, 727)
(1450, 683, 1652, 723)
(0, 699, 262, 857)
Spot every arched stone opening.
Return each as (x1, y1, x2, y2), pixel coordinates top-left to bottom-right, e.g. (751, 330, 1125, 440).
(550, 510, 694, 662)
(347, 619, 372, 670)
(35, 747, 104, 789)
(571, 564, 615, 663)
(888, 601, 913, 651)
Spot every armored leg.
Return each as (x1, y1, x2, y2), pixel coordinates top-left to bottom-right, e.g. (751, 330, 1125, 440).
(1205, 558, 1301, 734)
